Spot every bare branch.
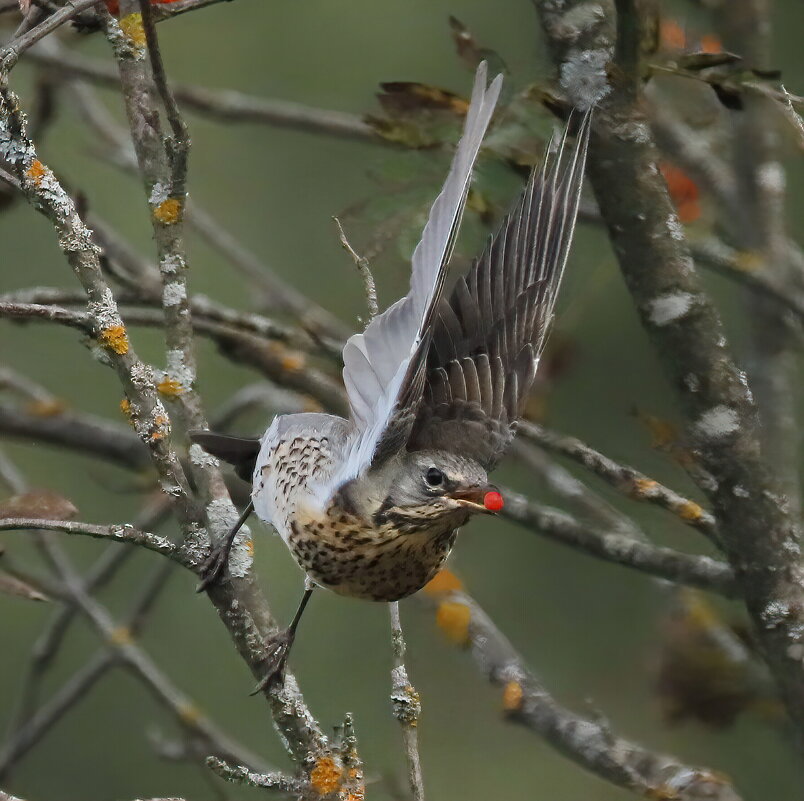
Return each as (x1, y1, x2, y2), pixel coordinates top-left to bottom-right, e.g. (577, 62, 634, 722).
(23, 46, 376, 141)
(0, 517, 188, 564)
(518, 422, 720, 542)
(421, 584, 742, 800)
(502, 489, 737, 596)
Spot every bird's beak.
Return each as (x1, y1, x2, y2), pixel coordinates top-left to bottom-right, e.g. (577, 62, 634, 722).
(450, 485, 504, 514)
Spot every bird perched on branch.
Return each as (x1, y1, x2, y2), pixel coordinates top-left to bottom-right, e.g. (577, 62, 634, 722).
(191, 63, 591, 691)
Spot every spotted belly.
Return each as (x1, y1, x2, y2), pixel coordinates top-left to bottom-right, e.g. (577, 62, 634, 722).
(287, 518, 459, 602)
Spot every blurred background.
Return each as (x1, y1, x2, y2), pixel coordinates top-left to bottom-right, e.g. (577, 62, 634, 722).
(1, 0, 802, 799)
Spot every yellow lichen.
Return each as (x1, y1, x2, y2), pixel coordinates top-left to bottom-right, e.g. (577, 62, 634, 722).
(245, 539, 254, 557)
(423, 568, 463, 597)
(435, 600, 471, 645)
(25, 398, 66, 417)
(153, 197, 182, 224)
(25, 159, 47, 186)
(109, 626, 133, 646)
(502, 680, 524, 712)
(177, 701, 202, 725)
(310, 755, 343, 795)
(157, 377, 184, 397)
(119, 398, 135, 427)
(119, 12, 146, 49)
(677, 500, 704, 521)
(733, 250, 763, 272)
(99, 325, 130, 355)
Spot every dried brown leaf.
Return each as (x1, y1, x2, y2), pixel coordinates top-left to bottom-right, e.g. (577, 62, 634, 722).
(0, 490, 79, 521)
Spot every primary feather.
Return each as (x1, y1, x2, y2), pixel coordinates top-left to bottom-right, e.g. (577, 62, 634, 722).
(331, 63, 504, 495)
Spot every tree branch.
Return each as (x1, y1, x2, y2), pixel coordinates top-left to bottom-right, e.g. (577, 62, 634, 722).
(532, 0, 804, 741)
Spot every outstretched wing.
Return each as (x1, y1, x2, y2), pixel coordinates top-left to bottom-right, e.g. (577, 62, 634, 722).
(330, 63, 503, 489)
(409, 109, 592, 469)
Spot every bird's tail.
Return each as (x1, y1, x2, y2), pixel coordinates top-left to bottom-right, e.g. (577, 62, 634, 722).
(188, 430, 260, 482)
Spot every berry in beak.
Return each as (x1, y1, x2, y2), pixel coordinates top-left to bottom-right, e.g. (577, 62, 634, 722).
(450, 486, 503, 513)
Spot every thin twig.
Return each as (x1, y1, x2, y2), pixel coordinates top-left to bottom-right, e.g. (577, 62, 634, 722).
(0, 0, 101, 68)
(388, 602, 425, 801)
(334, 216, 379, 321)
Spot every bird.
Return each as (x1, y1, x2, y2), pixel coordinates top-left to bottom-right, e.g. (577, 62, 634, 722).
(190, 62, 592, 691)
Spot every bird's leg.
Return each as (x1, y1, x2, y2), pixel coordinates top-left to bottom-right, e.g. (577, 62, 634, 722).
(195, 500, 254, 592)
(251, 584, 315, 694)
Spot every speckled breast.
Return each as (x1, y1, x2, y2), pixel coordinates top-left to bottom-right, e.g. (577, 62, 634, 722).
(287, 506, 459, 602)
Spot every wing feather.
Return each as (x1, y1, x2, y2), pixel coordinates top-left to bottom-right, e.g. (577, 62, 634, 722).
(322, 63, 502, 494)
(410, 109, 592, 468)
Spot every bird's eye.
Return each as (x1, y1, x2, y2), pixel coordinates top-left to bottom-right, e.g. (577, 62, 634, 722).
(425, 467, 444, 487)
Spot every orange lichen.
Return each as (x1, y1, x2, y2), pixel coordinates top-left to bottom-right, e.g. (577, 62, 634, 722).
(660, 163, 700, 223)
(153, 197, 182, 224)
(109, 626, 133, 646)
(267, 343, 306, 372)
(631, 477, 658, 496)
(25, 398, 66, 417)
(502, 680, 524, 712)
(245, 539, 255, 557)
(119, 12, 146, 49)
(435, 600, 471, 645)
(99, 325, 130, 355)
(157, 377, 184, 397)
(149, 413, 170, 441)
(423, 568, 463, 596)
(700, 34, 723, 54)
(659, 19, 687, 51)
(310, 755, 343, 795)
(25, 159, 47, 186)
(678, 500, 704, 521)
(177, 701, 202, 725)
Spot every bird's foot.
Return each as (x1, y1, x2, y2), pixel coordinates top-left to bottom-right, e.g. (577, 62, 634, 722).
(194, 544, 229, 593)
(250, 630, 294, 695)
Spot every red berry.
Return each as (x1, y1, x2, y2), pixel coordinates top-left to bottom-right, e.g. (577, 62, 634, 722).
(483, 491, 504, 512)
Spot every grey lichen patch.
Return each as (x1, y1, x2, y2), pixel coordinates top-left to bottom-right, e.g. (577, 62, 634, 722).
(162, 282, 187, 308)
(180, 522, 210, 566)
(559, 47, 612, 109)
(647, 292, 695, 326)
(206, 498, 253, 578)
(757, 161, 785, 194)
(556, 3, 605, 42)
(165, 348, 195, 389)
(88, 287, 124, 331)
(694, 406, 739, 439)
(190, 443, 218, 468)
(149, 181, 170, 206)
(0, 109, 33, 165)
(666, 213, 685, 241)
(762, 600, 791, 630)
(160, 254, 186, 275)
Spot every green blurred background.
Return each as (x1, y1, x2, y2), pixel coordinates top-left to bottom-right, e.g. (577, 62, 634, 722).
(1, 0, 803, 799)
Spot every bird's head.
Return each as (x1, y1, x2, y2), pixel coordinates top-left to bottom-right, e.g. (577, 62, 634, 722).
(356, 450, 503, 532)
